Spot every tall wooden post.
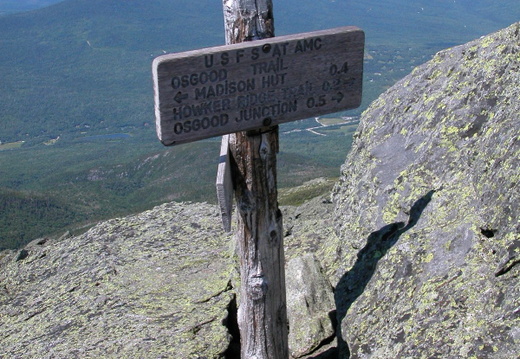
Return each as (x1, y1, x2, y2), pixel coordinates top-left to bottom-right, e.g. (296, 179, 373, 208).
(222, 1, 289, 358)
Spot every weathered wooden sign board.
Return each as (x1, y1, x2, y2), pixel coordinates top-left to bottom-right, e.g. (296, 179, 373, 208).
(216, 134, 232, 232)
(153, 26, 364, 145)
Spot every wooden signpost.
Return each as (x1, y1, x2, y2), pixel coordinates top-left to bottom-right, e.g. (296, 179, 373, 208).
(152, 1, 364, 358)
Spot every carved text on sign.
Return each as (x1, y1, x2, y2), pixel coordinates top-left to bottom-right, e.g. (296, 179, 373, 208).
(153, 26, 364, 145)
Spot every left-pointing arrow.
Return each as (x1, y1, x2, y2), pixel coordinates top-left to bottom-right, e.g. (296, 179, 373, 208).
(174, 91, 189, 104)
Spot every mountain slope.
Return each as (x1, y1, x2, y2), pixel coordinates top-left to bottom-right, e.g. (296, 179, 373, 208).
(0, 0, 64, 14)
(0, 0, 223, 142)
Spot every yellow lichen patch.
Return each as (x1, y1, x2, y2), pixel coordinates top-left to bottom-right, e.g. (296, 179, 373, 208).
(423, 252, 434, 263)
(480, 35, 496, 48)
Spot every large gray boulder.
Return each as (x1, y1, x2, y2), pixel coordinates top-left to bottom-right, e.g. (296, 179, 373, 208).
(333, 22, 520, 358)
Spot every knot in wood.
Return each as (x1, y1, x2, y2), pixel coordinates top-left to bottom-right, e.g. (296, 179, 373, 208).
(249, 275, 268, 300)
(259, 140, 269, 157)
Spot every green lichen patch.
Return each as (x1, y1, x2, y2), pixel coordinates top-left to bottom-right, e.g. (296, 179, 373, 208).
(0, 202, 235, 358)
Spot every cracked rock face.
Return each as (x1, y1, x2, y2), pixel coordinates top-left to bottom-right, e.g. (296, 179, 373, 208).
(332, 22, 520, 359)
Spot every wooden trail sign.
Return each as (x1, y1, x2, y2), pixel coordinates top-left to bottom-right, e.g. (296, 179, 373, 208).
(153, 1, 364, 356)
(153, 26, 364, 146)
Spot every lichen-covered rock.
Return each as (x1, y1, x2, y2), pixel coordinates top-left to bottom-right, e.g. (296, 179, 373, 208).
(280, 182, 347, 358)
(286, 254, 335, 358)
(0, 202, 235, 358)
(284, 194, 341, 280)
(0, 196, 341, 358)
(333, 23, 520, 358)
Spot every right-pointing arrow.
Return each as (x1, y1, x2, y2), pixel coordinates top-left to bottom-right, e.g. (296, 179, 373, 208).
(332, 92, 344, 103)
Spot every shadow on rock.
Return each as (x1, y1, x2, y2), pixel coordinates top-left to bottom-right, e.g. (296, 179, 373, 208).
(334, 189, 436, 358)
(306, 346, 339, 359)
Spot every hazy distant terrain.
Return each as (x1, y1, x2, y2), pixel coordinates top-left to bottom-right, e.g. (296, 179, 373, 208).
(1, 0, 517, 143)
(0, 0, 518, 249)
(0, 0, 64, 14)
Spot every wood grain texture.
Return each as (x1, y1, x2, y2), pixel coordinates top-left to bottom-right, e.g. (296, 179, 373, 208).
(223, 1, 288, 358)
(223, 0, 274, 44)
(230, 128, 288, 359)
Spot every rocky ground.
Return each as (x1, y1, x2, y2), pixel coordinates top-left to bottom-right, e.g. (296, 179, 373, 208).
(1, 193, 341, 358)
